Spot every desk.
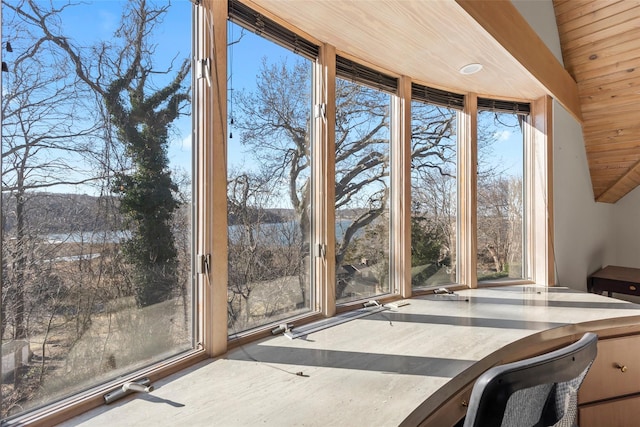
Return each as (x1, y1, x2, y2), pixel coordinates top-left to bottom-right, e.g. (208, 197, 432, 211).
(588, 265, 640, 297)
(60, 286, 640, 427)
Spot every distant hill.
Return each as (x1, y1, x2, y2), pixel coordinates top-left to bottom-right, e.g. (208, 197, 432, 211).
(227, 200, 290, 226)
(2, 192, 123, 235)
(2, 192, 295, 234)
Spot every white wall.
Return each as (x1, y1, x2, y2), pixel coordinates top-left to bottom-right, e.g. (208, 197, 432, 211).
(611, 187, 640, 268)
(512, 0, 629, 291)
(552, 103, 614, 290)
(511, 0, 563, 63)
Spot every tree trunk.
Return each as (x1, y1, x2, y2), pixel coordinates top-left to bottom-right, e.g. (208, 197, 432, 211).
(14, 191, 26, 339)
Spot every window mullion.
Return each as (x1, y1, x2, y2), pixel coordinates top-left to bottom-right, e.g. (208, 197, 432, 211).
(394, 76, 412, 298)
(530, 96, 554, 285)
(204, 0, 228, 356)
(314, 43, 337, 317)
(458, 93, 479, 288)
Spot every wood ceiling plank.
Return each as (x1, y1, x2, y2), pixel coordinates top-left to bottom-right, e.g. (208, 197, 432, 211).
(590, 164, 640, 175)
(579, 80, 640, 99)
(580, 94, 640, 114)
(582, 125, 640, 141)
(591, 177, 618, 185)
(554, 0, 602, 24)
(587, 151, 640, 164)
(583, 137, 640, 151)
(577, 66, 640, 91)
(561, 7, 640, 42)
(571, 56, 640, 82)
(579, 73, 640, 92)
(590, 176, 625, 192)
(569, 41, 640, 76)
(583, 121, 632, 140)
(586, 145, 640, 157)
(563, 26, 640, 62)
(557, 1, 635, 34)
(590, 169, 620, 178)
(558, 16, 640, 53)
(595, 162, 640, 202)
(564, 36, 640, 70)
(584, 136, 640, 152)
(582, 104, 640, 121)
(592, 178, 615, 188)
(590, 175, 626, 194)
(587, 154, 639, 165)
(583, 132, 639, 153)
(584, 135, 640, 148)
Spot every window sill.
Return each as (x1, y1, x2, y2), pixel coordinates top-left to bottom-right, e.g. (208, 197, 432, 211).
(4, 349, 209, 427)
(55, 286, 640, 427)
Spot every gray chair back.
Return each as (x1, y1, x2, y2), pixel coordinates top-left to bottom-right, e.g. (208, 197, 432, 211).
(463, 332, 598, 427)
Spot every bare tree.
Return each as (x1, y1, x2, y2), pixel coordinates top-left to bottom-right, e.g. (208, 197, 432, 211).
(2, 0, 191, 415)
(14, 0, 191, 307)
(1, 2, 102, 340)
(234, 59, 459, 298)
(411, 168, 457, 285)
(226, 169, 304, 331)
(477, 175, 523, 276)
(476, 111, 524, 278)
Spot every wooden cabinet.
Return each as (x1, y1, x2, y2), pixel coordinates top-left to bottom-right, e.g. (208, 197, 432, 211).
(579, 395, 640, 427)
(579, 335, 640, 426)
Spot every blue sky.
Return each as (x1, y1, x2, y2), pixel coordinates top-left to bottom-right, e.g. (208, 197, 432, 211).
(227, 20, 301, 171)
(43, 1, 193, 190)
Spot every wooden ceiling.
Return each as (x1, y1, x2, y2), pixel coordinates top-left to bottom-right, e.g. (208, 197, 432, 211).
(247, 0, 578, 110)
(553, 0, 640, 203)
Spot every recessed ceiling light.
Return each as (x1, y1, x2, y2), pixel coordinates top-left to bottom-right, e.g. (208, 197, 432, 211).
(459, 63, 483, 75)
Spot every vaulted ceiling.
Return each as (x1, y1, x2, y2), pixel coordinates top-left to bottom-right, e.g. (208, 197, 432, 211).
(553, 0, 640, 203)
(245, 0, 639, 203)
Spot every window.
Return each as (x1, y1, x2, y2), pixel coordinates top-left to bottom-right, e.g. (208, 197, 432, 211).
(1, 0, 194, 418)
(476, 100, 529, 281)
(334, 57, 395, 304)
(410, 84, 462, 288)
(0, 0, 552, 423)
(226, 3, 317, 334)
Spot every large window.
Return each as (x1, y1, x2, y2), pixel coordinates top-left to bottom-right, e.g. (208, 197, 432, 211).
(0, 0, 550, 423)
(226, 4, 316, 334)
(1, 0, 194, 418)
(410, 85, 461, 288)
(476, 101, 528, 281)
(334, 58, 395, 304)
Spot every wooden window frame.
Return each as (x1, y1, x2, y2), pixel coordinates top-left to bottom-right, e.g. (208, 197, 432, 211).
(2, 1, 217, 425)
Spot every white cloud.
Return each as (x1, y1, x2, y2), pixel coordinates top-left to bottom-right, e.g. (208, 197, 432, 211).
(179, 134, 192, 150)
(494, 130, 511, 142)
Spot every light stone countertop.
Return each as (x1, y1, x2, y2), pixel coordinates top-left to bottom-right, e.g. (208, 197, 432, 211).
(60, 286, 640, 427)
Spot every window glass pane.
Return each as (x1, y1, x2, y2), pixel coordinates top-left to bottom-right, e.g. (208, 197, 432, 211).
(1, 0, 193, 417)
(477, 110, 525, 281)
(226, 22, 313, 334)
(410, 101, 457, 288)
(335, 79, 390, 303)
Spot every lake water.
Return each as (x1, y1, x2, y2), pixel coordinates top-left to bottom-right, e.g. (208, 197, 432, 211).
(46, 231, 131, 244)
(46, 220, 358, 247)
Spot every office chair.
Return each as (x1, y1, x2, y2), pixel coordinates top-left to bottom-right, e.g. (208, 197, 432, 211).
(463, 332, 598, 427)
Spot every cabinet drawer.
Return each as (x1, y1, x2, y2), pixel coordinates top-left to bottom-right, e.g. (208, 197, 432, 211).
(579, 394, 640, 427)
(579, 335, 640, 404)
